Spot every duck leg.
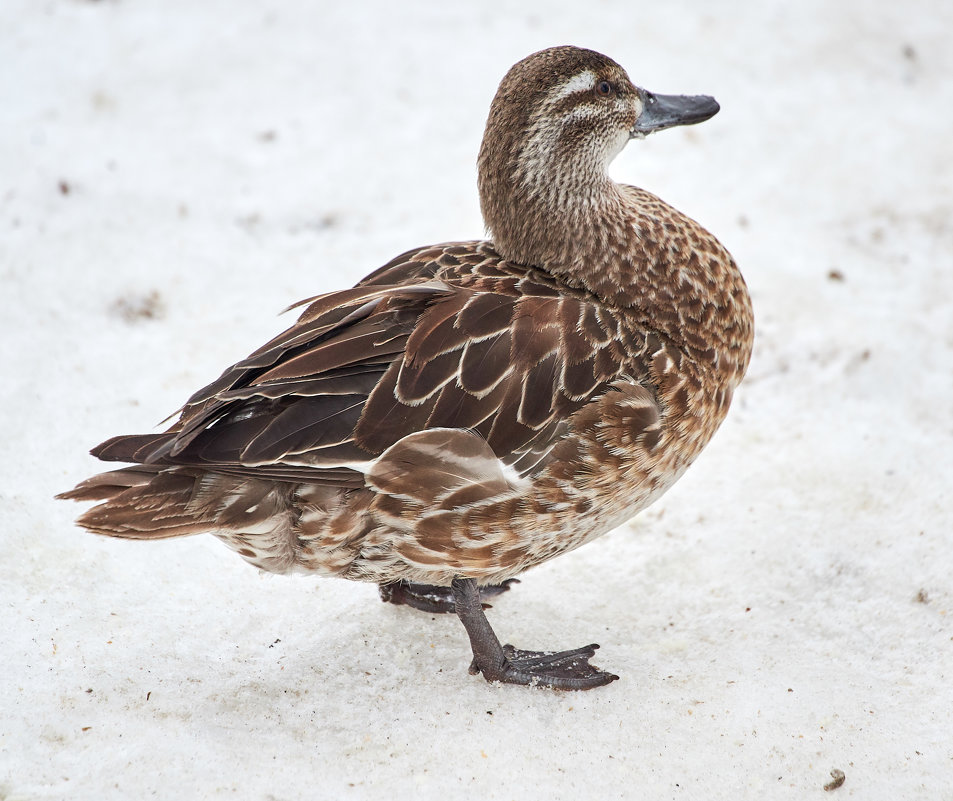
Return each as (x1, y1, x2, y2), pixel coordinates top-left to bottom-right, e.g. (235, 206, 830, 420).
(379, 578, 518, 614)
(451, 577, 619, 690)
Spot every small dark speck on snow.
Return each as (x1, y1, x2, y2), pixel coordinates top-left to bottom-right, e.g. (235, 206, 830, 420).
(110, 290, 166, 324)
(824, 768, 846, 791)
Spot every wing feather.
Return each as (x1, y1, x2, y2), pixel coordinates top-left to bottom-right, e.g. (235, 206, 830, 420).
(87, 242, 645, 485)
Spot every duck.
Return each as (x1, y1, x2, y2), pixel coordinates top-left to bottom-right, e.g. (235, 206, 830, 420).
(59, 45, 754, 690)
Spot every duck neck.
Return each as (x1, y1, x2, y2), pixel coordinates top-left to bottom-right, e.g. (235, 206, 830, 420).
(479, 154, 634, 304)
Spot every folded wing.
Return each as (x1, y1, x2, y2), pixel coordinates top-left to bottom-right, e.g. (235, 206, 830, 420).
(85, 244, 638, 487)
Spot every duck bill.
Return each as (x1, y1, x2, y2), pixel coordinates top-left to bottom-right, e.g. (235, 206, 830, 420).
(631, 90, 720, 136)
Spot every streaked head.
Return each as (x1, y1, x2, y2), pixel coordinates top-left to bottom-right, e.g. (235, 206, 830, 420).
(478, 46, 719, 266)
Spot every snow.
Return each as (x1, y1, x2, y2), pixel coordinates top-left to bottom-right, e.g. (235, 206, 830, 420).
(3, 1, 952, 799)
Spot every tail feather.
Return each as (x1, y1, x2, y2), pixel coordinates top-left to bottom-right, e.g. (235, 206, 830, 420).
(90, 433, 178, 463)
(57, 466, 207, 539)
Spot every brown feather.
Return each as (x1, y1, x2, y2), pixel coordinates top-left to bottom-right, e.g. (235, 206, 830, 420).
(59, 46, 753, 601)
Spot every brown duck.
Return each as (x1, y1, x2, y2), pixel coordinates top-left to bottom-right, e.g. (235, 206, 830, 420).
(59, 46, 754, 690)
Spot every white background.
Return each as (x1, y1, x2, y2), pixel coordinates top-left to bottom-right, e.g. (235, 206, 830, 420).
(3, 1, 951, 798)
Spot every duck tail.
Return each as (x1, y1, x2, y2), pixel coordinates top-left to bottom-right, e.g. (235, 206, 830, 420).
(56, 465, 205, 539)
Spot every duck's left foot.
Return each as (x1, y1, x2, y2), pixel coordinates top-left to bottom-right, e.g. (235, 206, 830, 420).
(471, 643, 620, 690)
(451, 577, 618, 691)
(379, 578, 519, 614)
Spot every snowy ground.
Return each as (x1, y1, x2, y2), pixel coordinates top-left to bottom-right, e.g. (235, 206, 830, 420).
(3, 1, 952, 799)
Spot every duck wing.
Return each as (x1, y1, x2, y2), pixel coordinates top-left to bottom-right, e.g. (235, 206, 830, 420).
(89, 243, 639, 486)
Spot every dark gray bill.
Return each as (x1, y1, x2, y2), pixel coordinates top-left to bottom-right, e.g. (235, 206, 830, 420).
(632, 90, 720, 135)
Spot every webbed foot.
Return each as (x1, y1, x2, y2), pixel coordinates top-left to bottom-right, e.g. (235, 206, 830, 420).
(379, 578, 519, 614)
(451, 577, 618, 691)
(470, 643, 619, 690)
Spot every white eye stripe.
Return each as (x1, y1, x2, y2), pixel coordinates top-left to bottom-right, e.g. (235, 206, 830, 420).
(551, 70, 597, 102)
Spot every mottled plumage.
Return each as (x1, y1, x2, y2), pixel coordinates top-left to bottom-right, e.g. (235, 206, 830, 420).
(60, 46, 754, 690)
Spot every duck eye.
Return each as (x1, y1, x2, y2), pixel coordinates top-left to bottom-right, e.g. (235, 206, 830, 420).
(596, 80, 613, 97)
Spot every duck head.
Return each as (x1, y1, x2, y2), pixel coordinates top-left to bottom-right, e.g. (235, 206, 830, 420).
(478, 46, 719, 270)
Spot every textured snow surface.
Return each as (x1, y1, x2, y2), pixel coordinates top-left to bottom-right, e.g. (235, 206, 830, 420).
(3, 1, 952, 799)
